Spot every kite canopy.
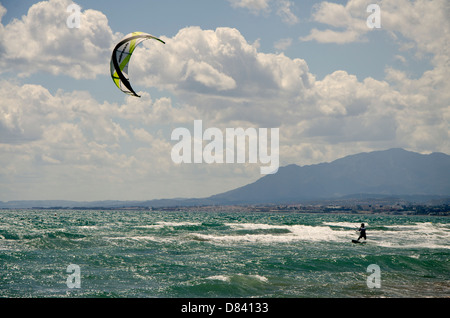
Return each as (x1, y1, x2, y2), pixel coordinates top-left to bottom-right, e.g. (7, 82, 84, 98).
(110, 32, 165, 97)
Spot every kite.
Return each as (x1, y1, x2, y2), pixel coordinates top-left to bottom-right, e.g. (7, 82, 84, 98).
(110, 32, 165, 97)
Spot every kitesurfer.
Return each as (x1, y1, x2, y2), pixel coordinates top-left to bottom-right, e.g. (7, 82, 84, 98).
(357, 223, 367, 241)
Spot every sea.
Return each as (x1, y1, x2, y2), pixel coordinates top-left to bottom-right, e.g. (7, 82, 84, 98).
(1, 209, 449, 299)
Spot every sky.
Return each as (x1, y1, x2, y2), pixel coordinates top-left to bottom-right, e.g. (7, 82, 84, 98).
(0, 0, 448, 201)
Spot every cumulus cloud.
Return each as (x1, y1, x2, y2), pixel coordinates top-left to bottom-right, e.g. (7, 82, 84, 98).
(296, 0, 450, 160)
(0, 80, 200, 200)
(228, 0, 271, 14)
(131, 26, 313, 127)
(276, 0, 299, 25)
(228, 0, 299, 24)
(122, 21, 448, 156)
(380, 0, 450, 68)
(0, 0, 119, 78)
(0, 79, 259, 200)
(300, 0, 370, 44)
(274, 38, 293, 51)
(301, 0, 450, 60)
(125, 24, 449, 167)
(0, 0, 448, 200)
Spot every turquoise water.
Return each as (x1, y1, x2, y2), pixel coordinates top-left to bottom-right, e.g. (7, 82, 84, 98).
(1, 210, 449, 298)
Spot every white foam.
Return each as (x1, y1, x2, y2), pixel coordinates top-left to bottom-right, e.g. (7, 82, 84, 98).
(192, 223, 349, 244)
(323, 222, 368, 229)
(226, 223, 287, 230)
(135, 221, 201, 229)
(206, 274, 268, 283)
(105, 235, 173, 244)
(78, 225, 99, 230)
(206, 275, 230, 282)
(248, 274, 269, 283)
(367, 222, 450, 249)
(157, 221, 200, 227)
(127, 235, 160, 241)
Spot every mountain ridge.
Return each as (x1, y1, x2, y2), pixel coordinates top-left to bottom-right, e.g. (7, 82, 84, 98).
(208, 148, 450, 204)
(1, 148, 449, 208)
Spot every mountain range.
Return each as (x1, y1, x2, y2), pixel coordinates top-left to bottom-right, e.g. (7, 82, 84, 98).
(209, 148, 450, 205)
(1, 148, 449, 209)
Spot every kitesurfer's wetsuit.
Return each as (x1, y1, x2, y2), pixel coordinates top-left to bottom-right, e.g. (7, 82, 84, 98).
(358, 225, 367, 241)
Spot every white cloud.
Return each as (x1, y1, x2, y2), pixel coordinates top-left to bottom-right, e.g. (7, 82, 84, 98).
(300, 0, 369, 44)
(228, 0, 271, 14)
(0, 81, 193, 200)
(127, 24, 449, 168)
(296, 0, 450, 160)
(380, 0, 450, 68)
(0, 0, 119, 78)
(228, 0, 299, 24)
(300, 27, 364, 44)
(274, 38, 292, 51)
(184, 59, 237, 91)
(127, 23, 449, 156)
(0, 0, 448, 201)
(0, 80, 261, 200)
(276, 0, 299, 25)
(133, 128, 155, 144)
(394, 54, 406, 64)
(301, 0, 450, 62)
(132, 26, 313, 127)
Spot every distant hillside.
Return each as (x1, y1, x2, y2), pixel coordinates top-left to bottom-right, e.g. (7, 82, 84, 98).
(1, 148, 449, 209)
(207, 148, 450, 205)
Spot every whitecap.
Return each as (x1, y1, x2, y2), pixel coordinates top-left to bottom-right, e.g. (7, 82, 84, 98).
(206, 275, 230, 282)
(191, 223, 349, 244)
